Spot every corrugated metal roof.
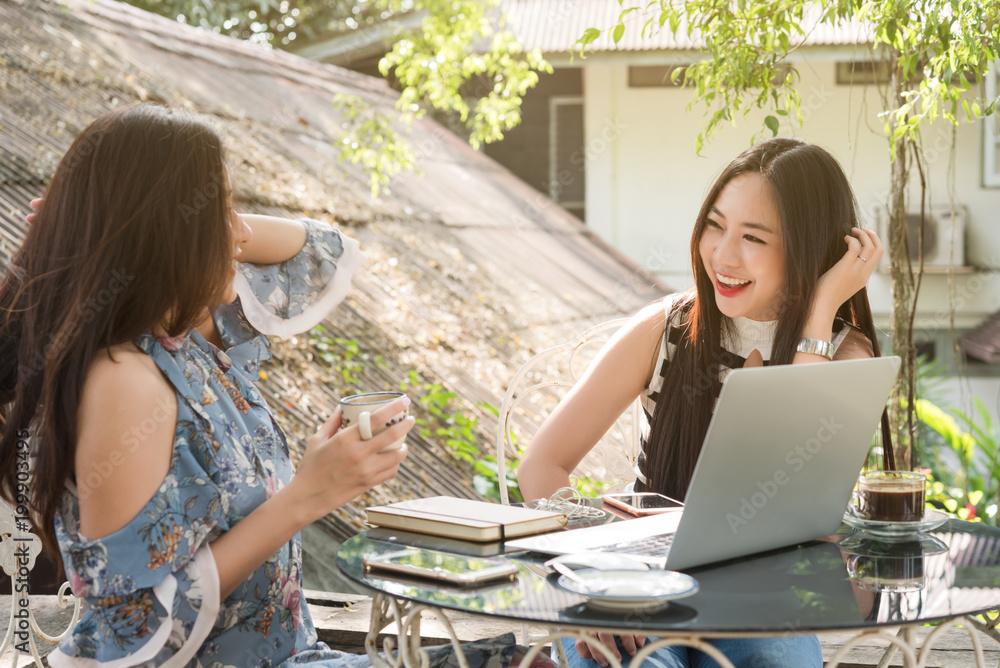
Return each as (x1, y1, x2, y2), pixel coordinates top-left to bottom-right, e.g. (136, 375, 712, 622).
(959, 309, 1000, 362)
(1, 0, 666, 544)
(497, 0, 873, 54)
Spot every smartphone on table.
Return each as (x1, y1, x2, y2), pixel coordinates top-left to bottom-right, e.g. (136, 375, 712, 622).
(363, 548, 518, 587)
(602, 492, 684, 517)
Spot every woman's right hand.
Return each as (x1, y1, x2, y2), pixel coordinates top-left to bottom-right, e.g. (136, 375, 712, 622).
(293, 396, 414, 521)
(575, 633, 646, 667)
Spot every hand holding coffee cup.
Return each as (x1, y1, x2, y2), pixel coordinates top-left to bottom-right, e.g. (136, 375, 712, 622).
(339, 391, 410, 453)
(852, 471, 927, 522)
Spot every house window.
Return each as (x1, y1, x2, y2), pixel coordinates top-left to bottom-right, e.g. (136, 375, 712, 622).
(549, 96, 585, 220)
(985, 63, 1000, 187)
(628, 65, 686, 87)
(836, 60, 893, 85)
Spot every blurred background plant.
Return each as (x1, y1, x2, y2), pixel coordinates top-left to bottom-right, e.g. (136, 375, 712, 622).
(913, 356, 1000, 525)
(308, 326, 389, 387)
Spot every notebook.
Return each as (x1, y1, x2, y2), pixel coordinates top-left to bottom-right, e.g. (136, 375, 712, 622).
(366, 496, 567, 542)
(506, 356, 901, 570)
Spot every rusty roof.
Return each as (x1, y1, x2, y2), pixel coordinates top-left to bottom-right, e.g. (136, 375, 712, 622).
(0, 0, 666, 543)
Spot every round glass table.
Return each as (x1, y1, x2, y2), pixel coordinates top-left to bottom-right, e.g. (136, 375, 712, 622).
(335, 518, 1000, 668)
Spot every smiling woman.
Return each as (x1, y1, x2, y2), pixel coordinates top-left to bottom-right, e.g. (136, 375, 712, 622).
(516, 137, 889, 668)
(699, 172, 787, 322)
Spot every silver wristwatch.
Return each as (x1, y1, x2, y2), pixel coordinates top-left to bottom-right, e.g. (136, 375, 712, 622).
(796, 337, 834, 360)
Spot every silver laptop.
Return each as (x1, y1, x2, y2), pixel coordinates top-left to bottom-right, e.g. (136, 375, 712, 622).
(506, 356, 901, 570)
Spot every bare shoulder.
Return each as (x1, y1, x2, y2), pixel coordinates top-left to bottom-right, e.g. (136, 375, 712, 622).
(79, 344, 174, 428)
(618, 297, 672, 344)
(833, 326, 875, 361)
(584, 297, 675, 390)
(76, 344, 177, 538)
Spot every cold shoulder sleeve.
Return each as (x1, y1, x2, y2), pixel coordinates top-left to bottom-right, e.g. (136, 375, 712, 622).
(50, 430, 226, 667)
(230, 218, 362, 340)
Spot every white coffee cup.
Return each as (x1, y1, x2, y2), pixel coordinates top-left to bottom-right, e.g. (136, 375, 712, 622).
(339, 391, 409, 452)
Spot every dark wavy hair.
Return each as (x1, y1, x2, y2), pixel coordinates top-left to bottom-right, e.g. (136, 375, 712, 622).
(645, 137, 890, 499)
(0, 104, 233, 557)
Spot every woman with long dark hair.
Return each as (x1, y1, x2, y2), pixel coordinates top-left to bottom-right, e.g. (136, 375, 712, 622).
(518, 137, 886, 668)
(0, 104, 416, 665)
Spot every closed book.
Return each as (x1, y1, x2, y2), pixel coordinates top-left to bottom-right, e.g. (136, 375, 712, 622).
(365, 496, 567, 543)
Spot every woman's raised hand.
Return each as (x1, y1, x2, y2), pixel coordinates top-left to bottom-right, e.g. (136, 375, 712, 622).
(26, 198, 42, 224)
(292, 396, 413, 522)
(814, 227, 884, 315)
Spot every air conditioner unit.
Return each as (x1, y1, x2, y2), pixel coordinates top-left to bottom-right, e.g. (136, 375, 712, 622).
(870, 204, 967, 268)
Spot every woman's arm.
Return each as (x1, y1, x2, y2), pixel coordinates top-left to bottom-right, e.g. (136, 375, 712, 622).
(517, 302, 667, 501)
(237, 214, 308, 265)
(77, 354, 412, 600)
(76, 347, 177, 540)
(794, 228, 883, 363)
(210, 399, 412, 598)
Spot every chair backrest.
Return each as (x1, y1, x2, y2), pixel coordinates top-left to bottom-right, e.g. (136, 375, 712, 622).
(495, 318, 642, 505)
(0, 496, 82, 659)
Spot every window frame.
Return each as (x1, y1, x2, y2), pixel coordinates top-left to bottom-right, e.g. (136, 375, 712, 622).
(984, 62, 1000, 188)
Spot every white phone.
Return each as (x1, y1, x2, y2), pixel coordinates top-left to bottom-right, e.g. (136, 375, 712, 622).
(602, 492, 684, 517)
(363, 549, 518, 587)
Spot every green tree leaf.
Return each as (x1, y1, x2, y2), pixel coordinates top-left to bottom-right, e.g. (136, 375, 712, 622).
(764, 115, 780, 136)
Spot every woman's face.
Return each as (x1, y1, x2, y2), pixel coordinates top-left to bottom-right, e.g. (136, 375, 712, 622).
(223, 209, 252, 304)
(698, 172, 786, 322)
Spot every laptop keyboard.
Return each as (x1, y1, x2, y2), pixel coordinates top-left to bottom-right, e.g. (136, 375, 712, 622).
(604, 533, 674, 557)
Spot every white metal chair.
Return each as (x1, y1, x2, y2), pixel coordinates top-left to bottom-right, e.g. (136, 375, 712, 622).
(0, 497, 81, 665)
(495, 318, 642, 505)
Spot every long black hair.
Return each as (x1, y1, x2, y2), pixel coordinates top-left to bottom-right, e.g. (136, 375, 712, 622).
(0, 104, 234, 557)
(645, 138, 890, 499)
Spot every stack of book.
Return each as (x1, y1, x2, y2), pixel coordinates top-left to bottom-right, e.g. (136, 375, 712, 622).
(365, 496, 567, 542)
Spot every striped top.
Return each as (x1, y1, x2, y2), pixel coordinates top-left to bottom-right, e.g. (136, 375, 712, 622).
(634, 296, 851, 489)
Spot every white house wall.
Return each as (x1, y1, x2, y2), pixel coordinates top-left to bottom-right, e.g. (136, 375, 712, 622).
(582, 60, 1000, 330)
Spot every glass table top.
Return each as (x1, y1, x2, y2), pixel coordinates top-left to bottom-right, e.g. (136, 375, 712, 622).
(335, 518, 1000, 633)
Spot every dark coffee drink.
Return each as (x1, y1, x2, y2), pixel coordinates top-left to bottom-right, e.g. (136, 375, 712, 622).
(855, 472, 926, 522)
(846, 539, 928, 592)
(849, 553, 925, 592)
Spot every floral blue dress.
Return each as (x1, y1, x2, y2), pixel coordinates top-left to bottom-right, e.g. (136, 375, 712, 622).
(49, 218, 547, 668)
(50, 219, 373, 667)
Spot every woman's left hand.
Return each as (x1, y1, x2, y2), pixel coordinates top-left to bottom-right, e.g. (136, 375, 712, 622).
(814, 227, 883, 315)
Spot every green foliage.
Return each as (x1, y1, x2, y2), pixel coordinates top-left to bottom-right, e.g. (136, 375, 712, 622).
(916, 396, 1000, 525)
(592, 0, 1000, 156)
(580, 0, 808, 154)
(308, 327, 386, 386)
(331, 94, 417, 198)
(379, 0, 552, 150)
(398, 371, 520, 502)
(825, 0, 1000, 158)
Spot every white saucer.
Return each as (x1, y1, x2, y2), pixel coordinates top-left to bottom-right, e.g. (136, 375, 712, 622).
(842, 508, 950, 538)
(556, 569, 699, 612)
